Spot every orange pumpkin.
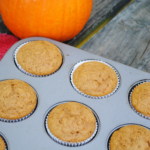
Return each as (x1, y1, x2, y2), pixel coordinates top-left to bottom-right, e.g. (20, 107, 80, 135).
(0, 0, 93, 41)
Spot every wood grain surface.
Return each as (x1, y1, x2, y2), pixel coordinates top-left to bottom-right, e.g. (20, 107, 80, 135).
(81, 0, 150, 73)
(68, 0, 132, 45)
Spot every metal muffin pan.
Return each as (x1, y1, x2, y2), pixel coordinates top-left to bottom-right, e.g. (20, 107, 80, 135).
(0, 37, 150, 150)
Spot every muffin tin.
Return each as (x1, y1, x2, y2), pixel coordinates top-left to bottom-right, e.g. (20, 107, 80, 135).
(0, 37, 150, 150)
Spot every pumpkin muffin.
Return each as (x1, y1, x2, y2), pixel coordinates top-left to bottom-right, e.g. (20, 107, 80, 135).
(0, 79, 37, 120)
(46, 102, 97, 144)
(109, 125, 150, 150)
(71, 60, 119, 97)
(0, 136, 6, 150)
(15, 40, 63, 76)
(130, 82, 150, 117)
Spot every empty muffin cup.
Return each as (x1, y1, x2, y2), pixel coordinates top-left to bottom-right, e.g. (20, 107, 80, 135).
(70, 60, 120, 99)
(45, 101, 99, 147)
(14, 40, 63, 77)
(129, 80, 150, 120)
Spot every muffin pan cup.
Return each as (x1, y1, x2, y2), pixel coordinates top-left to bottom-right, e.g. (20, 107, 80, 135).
(128, 79, 150, 120)
(70, 59, 121, 99)
(45, 101, 99, 147)
(14, 42, 64, 77)
(0, 37, 150, 150)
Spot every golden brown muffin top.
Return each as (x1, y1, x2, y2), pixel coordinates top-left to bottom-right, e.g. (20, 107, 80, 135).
(47, 102, 96, 142)
(16, 40, 63, 76)
(110, 125, 150, 150)
(72, 61, 118, 97)
(0, 137, 6, 150)
(0, 79, 37, 120)
(131, 82, 150, 117)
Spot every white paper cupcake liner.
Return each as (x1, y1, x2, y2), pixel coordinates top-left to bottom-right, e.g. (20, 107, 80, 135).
(45, 101, 99, 147)
(14, 41, 63, 77)
(107, 123, 150, 150)
(0, 79, 38, 123)
(70, 59, 120, 99)
(128, 79, 150, 120)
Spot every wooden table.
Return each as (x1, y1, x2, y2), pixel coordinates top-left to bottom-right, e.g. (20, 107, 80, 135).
(0, 0, 150, 73)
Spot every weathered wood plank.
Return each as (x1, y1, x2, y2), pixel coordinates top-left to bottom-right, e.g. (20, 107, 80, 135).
(68, 0, 132, 45)
(131, 40, 150, 73)
(81, 0, 150, 73)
